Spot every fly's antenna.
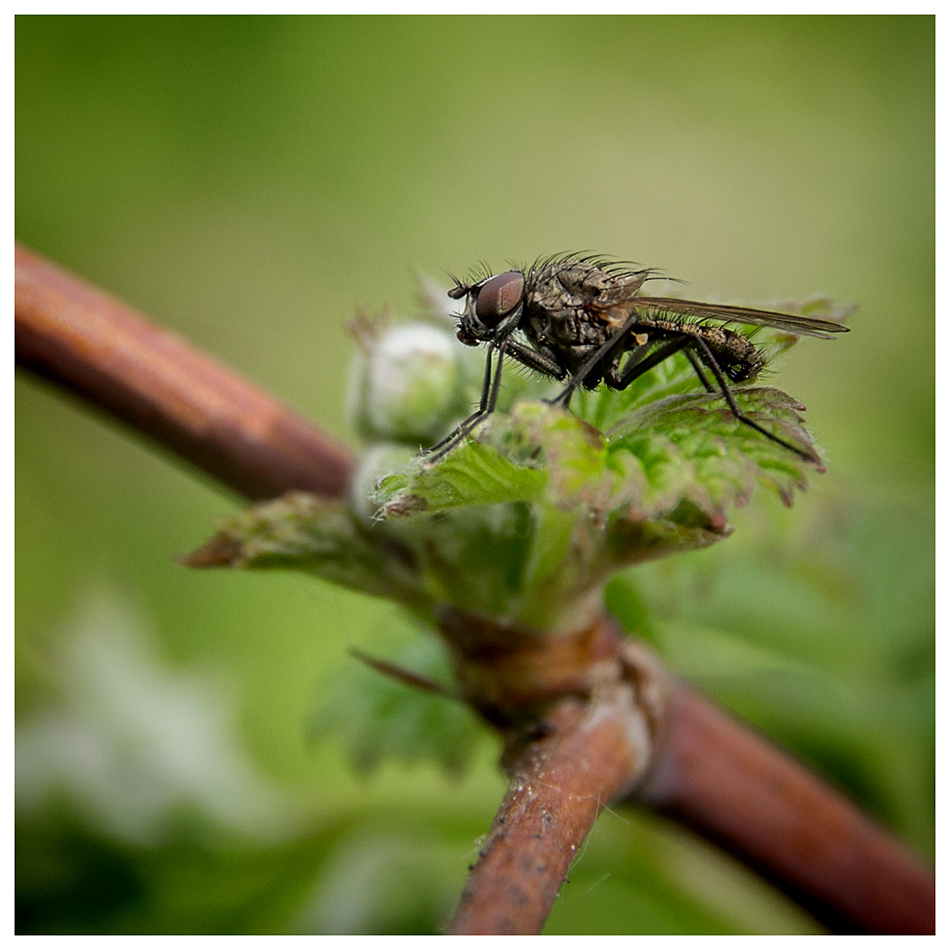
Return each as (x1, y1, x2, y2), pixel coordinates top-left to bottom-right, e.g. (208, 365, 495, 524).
(444, 270, 471, 300)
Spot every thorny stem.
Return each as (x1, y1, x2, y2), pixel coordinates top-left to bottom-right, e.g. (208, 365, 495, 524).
(14, 244, 934, 935)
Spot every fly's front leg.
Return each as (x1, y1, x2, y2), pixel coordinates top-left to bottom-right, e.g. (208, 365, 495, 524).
(504, 339, 567, 380)
(424, 339, 512, 461)
(425, 335, 567, 460)
(424, 304, 529, 460)
(422, 341, 497, 456)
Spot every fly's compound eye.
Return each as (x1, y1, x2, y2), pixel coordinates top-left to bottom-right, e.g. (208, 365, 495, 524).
(474, 271, 525, 328)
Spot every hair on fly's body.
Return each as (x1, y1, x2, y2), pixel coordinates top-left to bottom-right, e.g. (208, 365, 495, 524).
(425, 254, 849, 464)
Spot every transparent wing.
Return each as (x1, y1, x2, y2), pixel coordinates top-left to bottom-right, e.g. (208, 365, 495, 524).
(633, 296, 851, 339)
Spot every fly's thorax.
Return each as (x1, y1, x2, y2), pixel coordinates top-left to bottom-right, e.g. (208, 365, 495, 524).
(524, 266, 579, 317)
(521, 298, 614, 360)
(520, 260, 653, 355)
(523, 266, 619, 350)
(526, 259, 649, 312)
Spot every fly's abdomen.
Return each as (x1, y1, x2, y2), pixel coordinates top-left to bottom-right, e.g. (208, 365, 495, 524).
(697, 326, 764, 382)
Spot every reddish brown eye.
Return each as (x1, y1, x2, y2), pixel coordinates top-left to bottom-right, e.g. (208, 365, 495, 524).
(474, 271, 524, 327)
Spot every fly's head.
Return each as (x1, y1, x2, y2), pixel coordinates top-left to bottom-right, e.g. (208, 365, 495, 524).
(448, 270, 526, 347)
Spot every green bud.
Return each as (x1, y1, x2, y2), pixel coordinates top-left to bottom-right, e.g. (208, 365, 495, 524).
(349, 443, 416, 523)
(348, 322, 468, 445)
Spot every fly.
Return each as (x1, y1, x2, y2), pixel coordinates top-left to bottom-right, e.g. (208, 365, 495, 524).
(425, 254, 850, 463)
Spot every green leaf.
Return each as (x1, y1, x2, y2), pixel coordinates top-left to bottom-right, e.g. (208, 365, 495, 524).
(184, 493, 433, 616)
(312, 636, 486, 776)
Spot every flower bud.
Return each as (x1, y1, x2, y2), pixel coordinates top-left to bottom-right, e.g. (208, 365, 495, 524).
(348, 443, 415, 522)
(348, 322, 468, 445)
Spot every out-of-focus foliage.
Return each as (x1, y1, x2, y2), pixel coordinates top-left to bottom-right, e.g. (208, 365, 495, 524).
(16, 16, 932, 935)
(608, 494, 934, 850)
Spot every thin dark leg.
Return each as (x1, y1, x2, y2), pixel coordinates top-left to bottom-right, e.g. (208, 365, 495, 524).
(548, 312, 646, 408)
(614, 336, 693, 388)
(684, 349, 715, 393)
(606, 341, 651, 387)
(422, 341, 497, 455)
(689, 336, 818, 463)
(424, 339, 510, 461)
(612, 334, 817, 463)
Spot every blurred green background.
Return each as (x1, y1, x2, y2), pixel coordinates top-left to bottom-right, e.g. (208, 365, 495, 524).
(16, 16, 933, 935)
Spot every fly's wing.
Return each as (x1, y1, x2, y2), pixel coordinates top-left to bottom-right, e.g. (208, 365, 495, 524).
(633, 296, 851, 339)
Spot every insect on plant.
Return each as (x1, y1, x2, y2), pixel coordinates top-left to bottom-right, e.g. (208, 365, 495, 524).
(425, 254, 850, 462)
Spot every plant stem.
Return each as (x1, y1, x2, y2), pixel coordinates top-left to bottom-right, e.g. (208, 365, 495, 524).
(15, 242, 353, 501)
(446, 686, 648, 934)
(634, 683, 936, 934)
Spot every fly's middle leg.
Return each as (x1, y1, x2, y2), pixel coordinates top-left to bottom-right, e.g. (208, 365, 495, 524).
(547, 313, 647, 408)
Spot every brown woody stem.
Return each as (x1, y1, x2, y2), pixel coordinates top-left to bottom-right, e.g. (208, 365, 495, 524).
(634, 684, 935, 935)
(446, 686, 651, 934)
(441, 613, 664, 934)
(15, 243, 353, 501)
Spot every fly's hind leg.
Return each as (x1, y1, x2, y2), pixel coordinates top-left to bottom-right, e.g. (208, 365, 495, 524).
(616, 334, 818, 462)
(612, 336, 693, 389)
(688, 337, 819, 464)
(684, 349, 716, 393)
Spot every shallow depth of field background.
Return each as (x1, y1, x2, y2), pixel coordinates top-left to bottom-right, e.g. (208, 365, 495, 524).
(16, 17, 933, 935)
